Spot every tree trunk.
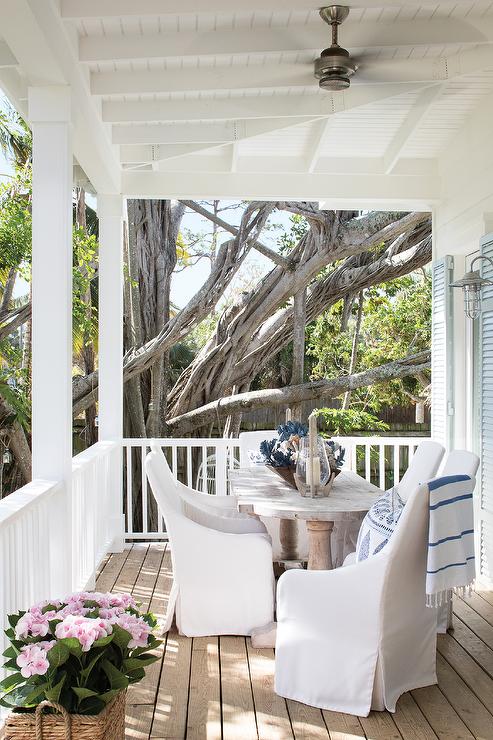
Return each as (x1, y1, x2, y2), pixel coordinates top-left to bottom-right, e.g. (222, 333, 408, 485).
(342, 289, 364, 410)
(290, 287, 307, 421)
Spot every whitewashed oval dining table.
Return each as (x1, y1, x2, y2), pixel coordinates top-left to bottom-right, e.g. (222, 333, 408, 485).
(229, 465, 382, 570)
(229, 465, 382, 647)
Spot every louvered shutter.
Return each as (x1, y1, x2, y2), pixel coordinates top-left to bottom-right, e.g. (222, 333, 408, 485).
(479, 235, 493, 585)
(431, 256, 454, 449)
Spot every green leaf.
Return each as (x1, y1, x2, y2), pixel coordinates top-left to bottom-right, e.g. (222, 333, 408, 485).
(58, 637, 83, 658)
(25, 682, 50, 705)
(111, 624, 132, 650)
(92, 634, 114, 649)
(126, 668, 145, 683)
(48, 641, 70, 669)
(2, 646, 19, 660)
(99, 689, 121, 705)
(41, 604, 60, 614)
(80, 652, 103, 683)
(101, 661, 129, 691)
(7, 612, 23, 629)
(72, 687, 98, 701)
(123, 655, 158, 671)
(0, 672, 24, 691)
(78, 696, 106, 716)
(45, 675, 66, 704)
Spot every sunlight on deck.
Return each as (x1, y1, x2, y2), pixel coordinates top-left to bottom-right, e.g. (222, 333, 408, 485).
(96, 545, 493, 740)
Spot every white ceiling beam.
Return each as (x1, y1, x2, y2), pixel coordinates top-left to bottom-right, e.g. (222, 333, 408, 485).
(0, 40, 18, 68)
(79, 18, 493, 64)
(91, 47, 493, 96)
(383, 84, 443, 174)
(122, 169, 439, 210)
(61, 0, 474, 19)
(102, 84, 425, 123)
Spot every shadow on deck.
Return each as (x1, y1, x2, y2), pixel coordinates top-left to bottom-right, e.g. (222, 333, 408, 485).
(98, 544, 493, 740)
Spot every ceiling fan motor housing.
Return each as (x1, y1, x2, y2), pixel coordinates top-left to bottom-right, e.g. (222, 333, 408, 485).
(314, 46, 358, 91)
(315, 5, 358, 91)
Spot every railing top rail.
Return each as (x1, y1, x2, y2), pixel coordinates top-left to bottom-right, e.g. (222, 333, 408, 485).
(72, 440, 118, 469)
(123, 438, 241, 446)
(0, 479, 62, 528)
(333, 436, 428, 445)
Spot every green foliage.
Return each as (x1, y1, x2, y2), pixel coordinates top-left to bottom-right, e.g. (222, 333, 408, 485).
(73, 227, 99, 352)
(307, 271, 431, 415)
(313, 407, 389, 436)
(278, 214, 309, 255)
(0, 169, 32, 274)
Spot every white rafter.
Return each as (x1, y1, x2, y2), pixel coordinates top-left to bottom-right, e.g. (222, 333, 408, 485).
(383, 85, 444, 175)
(90, 48, 493, 97)
(78, 18, 493, 64)
(61, 0, 475, 19)
(101, 85, 425, 124)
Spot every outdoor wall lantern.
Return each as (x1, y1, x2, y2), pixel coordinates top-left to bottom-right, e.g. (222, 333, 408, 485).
(450, 255, 493, 319)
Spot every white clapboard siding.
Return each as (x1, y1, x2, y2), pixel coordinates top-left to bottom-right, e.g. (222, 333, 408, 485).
(479, 234, 493, 586)
(431, 256, 454, 449)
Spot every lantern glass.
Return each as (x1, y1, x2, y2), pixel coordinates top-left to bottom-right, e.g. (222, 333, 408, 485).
(463, 284, 482, 320)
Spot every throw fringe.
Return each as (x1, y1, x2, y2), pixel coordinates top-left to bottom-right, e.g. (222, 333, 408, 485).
(426, 581, 475, 608)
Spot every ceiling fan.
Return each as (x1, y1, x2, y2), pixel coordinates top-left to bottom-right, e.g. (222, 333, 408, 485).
(314, 5, 360, 91)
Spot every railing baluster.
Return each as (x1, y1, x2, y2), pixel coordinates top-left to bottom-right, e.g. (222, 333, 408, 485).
(393, 444, 400, 486)
(365, 444, 371, 482)
(186, 446, 192, 487)
(379, 444, 385, 489)
(141, 444, 148, 535)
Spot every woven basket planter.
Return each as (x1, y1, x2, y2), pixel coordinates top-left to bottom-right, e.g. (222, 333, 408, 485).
(4, 690, 126, 740)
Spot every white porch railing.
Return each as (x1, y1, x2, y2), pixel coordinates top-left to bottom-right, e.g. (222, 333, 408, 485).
(0, 441, 122, 673)
(123, 436, 426, 541)
(123, 438, 240, 540)
(71, 441, 123, 590)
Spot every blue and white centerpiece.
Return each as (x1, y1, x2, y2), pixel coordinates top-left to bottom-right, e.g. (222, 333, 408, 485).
(258, 416, 345, 494)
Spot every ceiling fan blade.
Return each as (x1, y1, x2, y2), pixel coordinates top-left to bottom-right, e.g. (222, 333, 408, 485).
(351, 56, 445, 84)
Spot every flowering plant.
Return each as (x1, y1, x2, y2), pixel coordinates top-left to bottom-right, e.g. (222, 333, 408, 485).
(0, 591, 161, 716)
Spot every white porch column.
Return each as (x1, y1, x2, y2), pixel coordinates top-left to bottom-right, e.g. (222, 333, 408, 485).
(29, 86, 73, 595)
(97, 194, 125, 551)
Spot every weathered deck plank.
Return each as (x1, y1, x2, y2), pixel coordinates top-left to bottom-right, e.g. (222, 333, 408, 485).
(94, 548, 493, 740)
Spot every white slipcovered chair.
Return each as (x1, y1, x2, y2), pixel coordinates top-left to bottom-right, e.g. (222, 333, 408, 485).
(145, 448, 275, 637)
(343, 439, 445, 567)
(239, 430, 310, 562)
(149, 441, 265, 532)
(440, 449, 479, 479)
(274, 480, 437, 716)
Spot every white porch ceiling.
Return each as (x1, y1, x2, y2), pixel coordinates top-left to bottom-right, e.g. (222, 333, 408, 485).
(1, 0, 493, 206)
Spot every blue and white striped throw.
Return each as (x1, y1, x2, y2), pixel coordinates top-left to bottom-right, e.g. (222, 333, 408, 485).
(426, 474, 475, 607)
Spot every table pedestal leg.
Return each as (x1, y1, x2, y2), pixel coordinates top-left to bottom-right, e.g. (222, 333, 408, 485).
(307, 521, 334, 570)
(279, 519, 299, 561)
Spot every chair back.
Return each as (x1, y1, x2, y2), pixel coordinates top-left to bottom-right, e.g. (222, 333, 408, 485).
(145, 449, 182, 517)
(440, 450, 479, 480)
(239, 430, 278, 467)
(149, 441, 179, 488)
(398, 440, 445, 501)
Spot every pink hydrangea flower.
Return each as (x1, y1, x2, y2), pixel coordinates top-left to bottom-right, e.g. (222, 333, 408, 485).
(15, 612, 50, 640)
(109, 593, 136, 610)
(54, 615, 112, 652)
(16, 645, 50, 678)
(116, 614, 151, 648)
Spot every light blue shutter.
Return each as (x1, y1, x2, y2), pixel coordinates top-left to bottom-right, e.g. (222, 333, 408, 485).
(431, 256, 454, 449)
(479, 235, 493, 585)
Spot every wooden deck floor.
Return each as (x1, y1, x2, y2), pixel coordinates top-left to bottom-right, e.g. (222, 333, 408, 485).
(99, 544, 493, 740)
